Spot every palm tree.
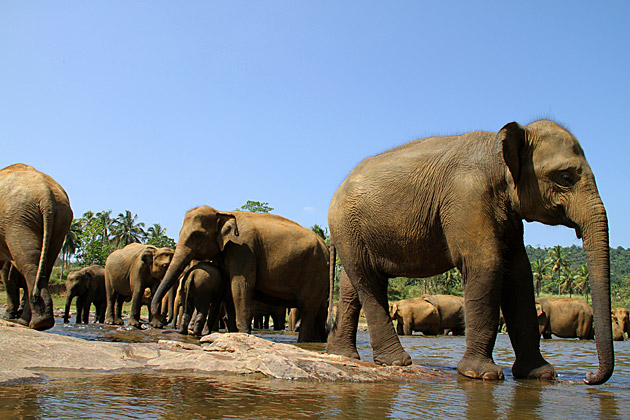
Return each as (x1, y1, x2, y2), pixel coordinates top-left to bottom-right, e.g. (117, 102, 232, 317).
(146, 223, 175, 248)
(111, 210, 146, 247)
(60, 219, 82, 278)
(531, 259, 546, 297)
(95, 210, 114, 245)
(574, 264, 590, 303)
(544, 246, 573, 296)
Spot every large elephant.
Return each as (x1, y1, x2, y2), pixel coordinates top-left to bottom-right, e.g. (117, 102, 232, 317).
(389, 298, 440, 335)
(63, 265, 106, 324)
(176, 261, 229, 336)
(0, 261, 27, 320)
(150, 206, 330, 342)
(611, 307, 629, 341)
(536, 297, 594, 339)
(326, 120, 613, 385)
(104, 243, 174, 328)
(0, 164, 73, 330)
(422, 294, 466, 335)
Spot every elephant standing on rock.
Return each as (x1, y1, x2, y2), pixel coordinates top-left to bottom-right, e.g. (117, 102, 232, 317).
(104, 243, 174, 328)
(536, 297, 594, 340)
(151, 206, 330, 343)
(177, 261, 232, 336)
(389, 298, 440, 336)
(63, 265, 106, 324)
(0, 164, 73, 330)
(422, 294, 466, 335)
(326, 120, 613, 385)
(0, 262, 27, 320)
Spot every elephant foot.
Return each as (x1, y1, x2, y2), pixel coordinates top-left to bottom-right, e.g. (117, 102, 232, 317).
(457, 357, 504, 380)
(373, 349, 412, 367)
(150, 318, 164, 329)
(128, 319, 143, 329)
(512, 360, 556, 381)
(326, 334, 360, 360)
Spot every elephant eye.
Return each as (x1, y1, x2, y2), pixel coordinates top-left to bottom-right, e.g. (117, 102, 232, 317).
(552, 170, 577, 187)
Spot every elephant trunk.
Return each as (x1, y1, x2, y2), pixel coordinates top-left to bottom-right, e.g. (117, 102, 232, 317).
(572, 196, 614, 385)
(151, 246, 192, 319)
(63, 290, 76, 323)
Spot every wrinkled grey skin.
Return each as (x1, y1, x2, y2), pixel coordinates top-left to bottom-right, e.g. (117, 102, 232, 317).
(327, 120, 613, 385)
(104, 243, 174, 329)
(0, 164, 73, 330)
(0, 261, 27, 320)
(63, 265, 106, 324)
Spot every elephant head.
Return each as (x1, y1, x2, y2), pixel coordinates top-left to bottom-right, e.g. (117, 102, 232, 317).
(388, 302, 400, 321)
(501, 120, 613, 384)
(150, 206, 239, 320)
(141, 246, 175, 280)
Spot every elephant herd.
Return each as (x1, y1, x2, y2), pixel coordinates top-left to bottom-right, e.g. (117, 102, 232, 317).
(389, 294, 630, 343)
(0, 119, 618, 384)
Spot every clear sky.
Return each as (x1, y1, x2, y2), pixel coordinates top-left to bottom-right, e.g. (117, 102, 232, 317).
(2, 2, 629, 248)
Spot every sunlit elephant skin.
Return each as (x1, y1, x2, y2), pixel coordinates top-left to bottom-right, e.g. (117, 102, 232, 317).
(0, 164, 73, 330)
(536, 297, 594, 340)
(151, 206, 330, 343)
(422, 294, 466, 335)
(104, 243, 174, 329)
(389, 298, 440, 335)
(326, 120, 613, 385)
(63, 265, 106, 324)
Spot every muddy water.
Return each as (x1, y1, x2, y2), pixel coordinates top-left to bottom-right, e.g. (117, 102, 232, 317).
(1, 319, 629, 419)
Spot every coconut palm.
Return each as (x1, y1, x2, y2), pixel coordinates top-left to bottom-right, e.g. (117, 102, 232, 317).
(146, 223, 175, 248)
(111, 210, 146, 247)
(95, 210, 114, 245)
(575, 264, 590, 303)
(60, 219, 82, 278)
(531, 259, 546, 297)
(544, 245, 573, 296)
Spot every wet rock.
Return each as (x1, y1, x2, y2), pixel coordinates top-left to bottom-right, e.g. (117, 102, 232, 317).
(0, 320, 451, 384)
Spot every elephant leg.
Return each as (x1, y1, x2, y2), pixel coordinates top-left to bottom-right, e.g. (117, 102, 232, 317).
(82, 299, 92, 324)
(230, 270, 256, 334)
(403, 322, 412, 336)
(75, 294, 87, 323)
(128, 288, 144, 329)
(2, 263, 20, 319)
(501, 242, 556, 381)
(114, 294, 125, 325)
(326, 268, 361, 359)
(104, 276, 117, 325)
(205, 299, 223, 335)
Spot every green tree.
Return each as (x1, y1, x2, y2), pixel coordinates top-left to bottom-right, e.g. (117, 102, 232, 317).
(531, 259, 546, 297)
(311, 224, 329, 244)
(146, 223, 176, 248)
(238, 200, 273, 213)
(574, 264, 590, 303)
(60, 219, 82, 277)
(75, 218, 111, 266)
(95, 210, 114, 245)
(112, 210, 146, 247)
(544, 245, 573, 296)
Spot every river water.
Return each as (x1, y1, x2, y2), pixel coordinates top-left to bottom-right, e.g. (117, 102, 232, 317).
(1, 319, 629, 419)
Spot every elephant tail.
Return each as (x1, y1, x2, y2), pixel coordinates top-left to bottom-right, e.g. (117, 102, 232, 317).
(33, 197, 55, 299)
(326, 243, 337, 332)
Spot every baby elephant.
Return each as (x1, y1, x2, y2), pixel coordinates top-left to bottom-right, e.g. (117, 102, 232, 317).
(389, 298, 440, 335)
(63, 265, 106, 324)
(177, 261, 227, 336)
(104, 243, 174, 328)
(536, 297, 594, 340)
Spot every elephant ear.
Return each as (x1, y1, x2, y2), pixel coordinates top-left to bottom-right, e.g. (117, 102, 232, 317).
(140, 246, 156, 268)
(217, 212, 241, 252)
(389, 303, 398, 319)
(535, 302, 544, 317)
(498, 121, 527, 183)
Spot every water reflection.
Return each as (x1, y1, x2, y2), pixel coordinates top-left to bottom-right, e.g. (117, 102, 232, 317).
(1, 322, 629, 419)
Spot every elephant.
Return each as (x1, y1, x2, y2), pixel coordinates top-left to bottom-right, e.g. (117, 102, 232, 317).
(422, 294, 466, 335)
(325, 120, 613, 385)
(611, 307, 629, 341)
(150, 205, 330, 343)
(63, 265, 106, 324)
(0, 261, 27, 320)
(0, 164, 73, 330)
(288, 307, 300, 332)
(535, 297, 594, 340)
(176, 261, 230, 336)
(253, 301, 287, 331)
(389, 298, 440, 335)
(104, 243, 174, 328)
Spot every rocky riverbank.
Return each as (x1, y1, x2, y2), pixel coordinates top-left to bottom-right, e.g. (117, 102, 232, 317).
(0, 319, 450, 384)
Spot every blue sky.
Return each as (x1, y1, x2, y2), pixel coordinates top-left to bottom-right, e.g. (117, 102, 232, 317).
(2, 2, 629, 248)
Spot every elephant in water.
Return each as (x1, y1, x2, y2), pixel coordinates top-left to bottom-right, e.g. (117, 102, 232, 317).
(422, 294, 466, 335)
(63, 265, 106, 324)
(535, 297, 594, 340)
(104, 243, 174, 328)
(389, 298, 440, 336)
(0, 164, 73, 330)
(151, 206, 330, 343)
(612, 307, 629, 341)
(326, 120, 613, 385)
